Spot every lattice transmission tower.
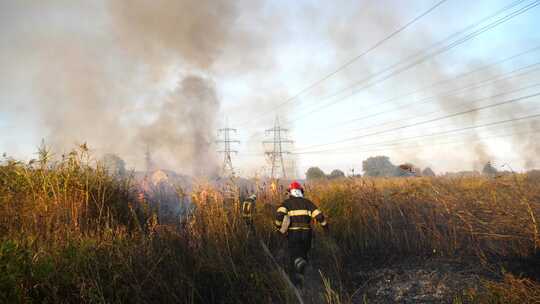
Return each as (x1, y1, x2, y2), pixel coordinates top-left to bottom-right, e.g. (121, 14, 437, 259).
(263, 117, 293, 179)
(144, 145, 154, 173)
(216, 125, 239, 177)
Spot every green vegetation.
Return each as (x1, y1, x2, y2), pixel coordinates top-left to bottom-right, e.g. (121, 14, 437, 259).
(306, 167, 327, 180)
(328, 170, 346, 179)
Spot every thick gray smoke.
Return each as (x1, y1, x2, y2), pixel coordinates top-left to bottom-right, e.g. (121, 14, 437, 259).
(138, 76, 219, 176)
(0, 0, 246, 175)
(109, 0, 238, 70)
(2, 1, 538, 176)
(424, 64, 540, 170)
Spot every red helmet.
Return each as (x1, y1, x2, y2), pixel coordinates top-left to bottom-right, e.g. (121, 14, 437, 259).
(288, 181, 303, 192)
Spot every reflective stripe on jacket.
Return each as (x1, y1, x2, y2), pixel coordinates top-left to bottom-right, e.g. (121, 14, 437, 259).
(275, 197, 327, 230)
(242, 198, 255, 218)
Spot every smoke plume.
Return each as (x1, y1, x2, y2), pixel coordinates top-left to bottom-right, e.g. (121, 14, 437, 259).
(2, 1, 539, 176)
(138, 76, 219, 176)
(0, 0, 246, 175)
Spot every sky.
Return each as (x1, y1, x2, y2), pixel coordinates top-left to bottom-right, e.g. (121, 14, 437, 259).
(1, 0, 540, 178)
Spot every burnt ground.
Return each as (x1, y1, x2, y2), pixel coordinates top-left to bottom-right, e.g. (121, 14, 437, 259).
(268, 237, 540, 303)
(272, 245, 493, 303)
(347, 257, 493, 304)
(347, 252, 540, 304)
(294, 254, 538, 303)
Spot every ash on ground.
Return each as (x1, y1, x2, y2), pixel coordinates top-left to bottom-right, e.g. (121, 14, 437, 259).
(351, 258, 492, 304)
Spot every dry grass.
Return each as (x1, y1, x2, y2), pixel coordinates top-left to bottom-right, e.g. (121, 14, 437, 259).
(305, 176, 540, 262)
(481, 273, 540, 303)
(0, 147, 295, 303)
(301, 177, 540, 303)
(1, 147, 540, 303)
(455, 274, 540, 303)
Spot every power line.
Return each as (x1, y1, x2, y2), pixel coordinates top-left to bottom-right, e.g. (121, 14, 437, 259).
(352, 64, 540, 122)
(310, 127, 540, 156)
(244, 84, 540, 158)
(237, 0, 449, 126)
(293, 112, 540, 154)
(341, 80, 540, 137)
(295, 83, 540, 151)
(308, 55, 540, 133)
(289, 0, 537, 122)
(297, 127, 540, 156)
(286, 0, 540, 124)
(295, 91, 540, 150)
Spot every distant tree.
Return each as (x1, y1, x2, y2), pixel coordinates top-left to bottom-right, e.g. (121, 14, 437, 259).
(362, 156, 396, 177)
(328, 169, 345, 179)
(422, 167, 436, 176)
(102, 153, 126, 176)
(306, 167, 326, 180)
(482, 162, 498, 176)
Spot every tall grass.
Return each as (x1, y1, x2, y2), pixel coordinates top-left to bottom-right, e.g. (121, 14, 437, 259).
(306, 177, 540, 262)
(302, 177, 540, 302)
(1, 147, 539, 303)
(0, 147, 295, 303)
(0, 145, 135, 241)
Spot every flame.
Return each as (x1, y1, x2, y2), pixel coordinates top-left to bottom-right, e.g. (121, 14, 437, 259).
(151, 170, 169, 185)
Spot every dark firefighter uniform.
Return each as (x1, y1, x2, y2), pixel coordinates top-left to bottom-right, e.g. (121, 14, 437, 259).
(241, 194, 256, 227)
(274, 182, 327, 283)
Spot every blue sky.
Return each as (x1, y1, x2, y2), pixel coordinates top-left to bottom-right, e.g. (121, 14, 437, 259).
(1, 0, 540, 177)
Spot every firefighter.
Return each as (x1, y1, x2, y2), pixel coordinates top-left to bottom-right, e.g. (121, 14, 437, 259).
(241, 194, 257, 228)
(274, 181, 328, 286)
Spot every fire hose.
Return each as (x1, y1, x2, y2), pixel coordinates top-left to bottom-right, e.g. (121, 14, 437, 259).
(258, 239, 305, 304)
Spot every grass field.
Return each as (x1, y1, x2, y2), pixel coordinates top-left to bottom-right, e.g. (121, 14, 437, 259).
(1, 147, 540, 303)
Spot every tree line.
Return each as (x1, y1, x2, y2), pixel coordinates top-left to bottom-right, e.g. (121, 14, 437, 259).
(305, 155, 506, 180)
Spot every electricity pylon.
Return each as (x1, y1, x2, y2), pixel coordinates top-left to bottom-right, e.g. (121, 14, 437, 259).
(144, 145, 154, 173)
(263, 117, 293, 179)
(217, 124, 239, 177)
